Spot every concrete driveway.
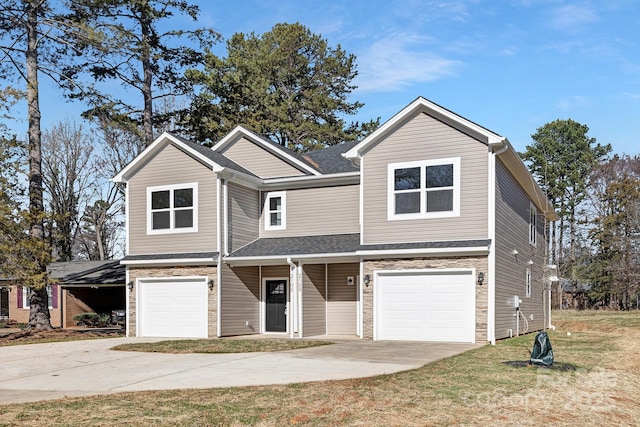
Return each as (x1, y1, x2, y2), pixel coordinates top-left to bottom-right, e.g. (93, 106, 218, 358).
(0, 337, 482, 405)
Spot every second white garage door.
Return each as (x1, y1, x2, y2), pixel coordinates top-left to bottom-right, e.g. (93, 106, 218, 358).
(375, 270, 475, 343)
(138, 278, 208, 338)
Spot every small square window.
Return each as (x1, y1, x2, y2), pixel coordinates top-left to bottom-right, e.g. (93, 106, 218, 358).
(265, 191, 286, 230)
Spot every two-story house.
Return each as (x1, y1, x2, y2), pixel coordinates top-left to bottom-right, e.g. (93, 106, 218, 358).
(113, 97, 557, 344)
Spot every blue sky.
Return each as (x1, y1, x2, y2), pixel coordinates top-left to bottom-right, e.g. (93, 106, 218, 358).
(38, 0, 639, 155)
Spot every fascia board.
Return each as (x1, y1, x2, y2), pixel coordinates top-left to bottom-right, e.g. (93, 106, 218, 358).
(224, 252, 360, 266)
(225, 246, 490, 265)
(261, 172, 360, 190)
(217, 168, 263, 189)
(58, 283, 124, 288)
(356, 246, 490, 258)
(120, 258, 217, 266)
(112, 132, 219, 183)
(213, 126, 321, 176)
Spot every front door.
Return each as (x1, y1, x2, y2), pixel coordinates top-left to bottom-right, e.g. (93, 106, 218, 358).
(265, 279, 287, 332)
(0, 287, 8, 319)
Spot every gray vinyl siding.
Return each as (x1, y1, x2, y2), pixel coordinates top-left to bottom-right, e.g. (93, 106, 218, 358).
(261, 265, 289, 279)
(260, 184, 359, 238)
(327, 263, 358, 335)
(302, 264, 326, 337)
(494, 159, 546, 339)
(361, 112, 488, 245)
(221, 137, 307, 178)
(228, 182, 259, 253)
(128, 144, 217, 255)
(219, 264, 260, 336)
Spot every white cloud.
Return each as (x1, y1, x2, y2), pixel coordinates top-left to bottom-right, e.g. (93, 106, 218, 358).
(355, 33, 460, 92)
(555, 95, 591, 110)
(549, 4, 599, 32)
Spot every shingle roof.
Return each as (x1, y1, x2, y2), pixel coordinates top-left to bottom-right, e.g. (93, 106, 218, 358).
(122, 252, 219, 261)
(303, 140, 360, 174)
(358, 239, 492, 251)
(229, 234, 360, 258)
(47, 260, 125, 285)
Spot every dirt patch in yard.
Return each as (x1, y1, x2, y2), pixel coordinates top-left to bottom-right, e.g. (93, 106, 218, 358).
(0, 328, 124, 345)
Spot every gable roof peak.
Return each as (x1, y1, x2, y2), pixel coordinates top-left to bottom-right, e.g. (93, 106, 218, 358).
(343, 97, 506, 162)
(212, 126, 321, 176)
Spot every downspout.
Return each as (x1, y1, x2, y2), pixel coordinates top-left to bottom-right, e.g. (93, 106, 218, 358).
(216, 177, 222, 338)
(487, 139, 508, 345)
(125, 269, 130, 337)
(223, 179, 230, 256)
(297, 261, 304, 338)
(358, 257, 364, 338)
(287, 257, 297, 337)
(325, 264, 328, 336)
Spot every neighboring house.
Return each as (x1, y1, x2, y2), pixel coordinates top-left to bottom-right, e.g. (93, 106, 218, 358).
(48, 260, 126, 327)
(113, 97, 558, 344)
(1, 281, 11, 321)
(0, 279, 62, 327)
(0, 261, 125, 328)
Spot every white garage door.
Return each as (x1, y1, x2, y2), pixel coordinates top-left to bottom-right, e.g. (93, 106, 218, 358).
(376, 270, 475, 343)
(138, 278, 208, 338)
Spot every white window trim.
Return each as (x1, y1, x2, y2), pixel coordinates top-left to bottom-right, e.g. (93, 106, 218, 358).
(529, 202, 537, 247)
(525, 269, 532, 298)
(22, 285, 53, 309)
(264, 191, 286, 231)
(387, 157, 460, 221)
(146, 182, 198, 235)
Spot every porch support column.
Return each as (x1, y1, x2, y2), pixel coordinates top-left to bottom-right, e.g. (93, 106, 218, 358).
(287, 258, 298, 338)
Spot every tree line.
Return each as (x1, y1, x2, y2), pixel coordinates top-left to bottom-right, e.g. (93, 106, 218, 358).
(1, 1, 636, 330)
(0, 0, 378, 329)
(521, 120, 639, 311)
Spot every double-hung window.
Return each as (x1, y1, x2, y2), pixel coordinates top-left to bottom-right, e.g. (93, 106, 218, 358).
(529, 202, 537, 246)
(21, 285, 53, 309)
(388, 158, 460, 220)
(264, 191, 286, 230)
(147, 183, 198, 234)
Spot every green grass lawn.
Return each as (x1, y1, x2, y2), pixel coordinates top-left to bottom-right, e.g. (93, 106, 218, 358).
(112, 338, 333, 353)
(1, 310, 638, 426)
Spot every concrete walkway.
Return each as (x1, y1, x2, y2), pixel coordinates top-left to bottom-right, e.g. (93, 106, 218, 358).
(0, 337, 482, 405)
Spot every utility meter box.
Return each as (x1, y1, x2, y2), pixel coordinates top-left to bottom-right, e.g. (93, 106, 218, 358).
(514, 295, 522, 308)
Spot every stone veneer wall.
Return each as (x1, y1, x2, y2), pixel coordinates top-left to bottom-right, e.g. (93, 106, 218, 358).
(362, 256, 488, 343)
(127, 265, 218, 338)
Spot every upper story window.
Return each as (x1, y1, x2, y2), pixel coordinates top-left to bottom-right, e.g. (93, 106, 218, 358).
(147, 183, 198, 234)
(388, 158, 460, 220)
(529, 202, 537, 246)
(265, 191, 286, 230)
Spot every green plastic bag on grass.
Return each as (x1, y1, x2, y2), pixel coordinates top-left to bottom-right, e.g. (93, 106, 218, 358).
(530, 331, 554, 366)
